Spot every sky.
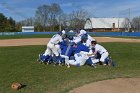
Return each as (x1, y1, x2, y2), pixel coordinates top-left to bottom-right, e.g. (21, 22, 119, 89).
(0, 0, 140, 22)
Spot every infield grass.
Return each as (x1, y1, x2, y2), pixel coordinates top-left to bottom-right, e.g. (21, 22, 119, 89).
(0, 43, 140, 93)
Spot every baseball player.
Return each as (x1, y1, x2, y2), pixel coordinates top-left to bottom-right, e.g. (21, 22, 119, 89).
(79, 29, 87, 36)
(38, 31, 63, 65)
(73, 29, 86, 44)
(81, 33, 96, 48)
(68, 52, 88, 67)
(66, 50, 96, 68)
(90, 41, 109, 65)
(66, 42, 96, 68)
(86, 34, 96, 47)
(60, 35, 76, 65)
(89, 46, 113, 66)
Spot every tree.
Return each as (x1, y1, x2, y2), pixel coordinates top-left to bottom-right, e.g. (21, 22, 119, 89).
(0, 13, 17, 32)
(19, 17, 35, 26)
(35, 4, 51, 31)
(131, 16, 140, 32)
(15, 22, 22, 32)
(58, 13, 69, 31)
(7, 17, 16, 32)
(68, 9, 89, 30)
(50, 3, 63, 31)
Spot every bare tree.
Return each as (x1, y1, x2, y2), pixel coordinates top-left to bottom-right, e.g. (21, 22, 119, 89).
(50, 3, 63, 31)
(35, 4, 51, 31)
(132, 16, 140, 32)
(18, 4, 90, 32)
(58, 13, 69, 30)
(68, 9, 89, 29)
(23, 17, 35, 26)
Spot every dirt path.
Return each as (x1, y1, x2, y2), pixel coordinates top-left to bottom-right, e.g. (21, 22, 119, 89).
(0, 38, 49, 47)
(0, 37, 140, 47)
(69, 78, 140, 93)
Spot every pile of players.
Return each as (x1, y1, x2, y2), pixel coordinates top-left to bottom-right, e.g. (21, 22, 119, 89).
(37, 29, 112, 68)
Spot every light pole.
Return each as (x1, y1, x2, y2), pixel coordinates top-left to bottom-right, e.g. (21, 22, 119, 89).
(118, 13, 120, 32)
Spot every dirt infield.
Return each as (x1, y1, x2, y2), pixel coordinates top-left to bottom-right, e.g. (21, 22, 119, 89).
(0, 37, 140, 47)
(69, 78, 140, 93)
(0, 37, 140, 93)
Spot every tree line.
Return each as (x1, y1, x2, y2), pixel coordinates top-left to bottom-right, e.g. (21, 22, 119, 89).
(18, 3, 89, 32)
(0, 13, 21, 32)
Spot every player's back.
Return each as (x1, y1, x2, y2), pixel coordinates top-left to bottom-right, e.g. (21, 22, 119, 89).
(49, 34, 62, 44)
(74, 43, 89, 54)
(95, 44, 107, 54)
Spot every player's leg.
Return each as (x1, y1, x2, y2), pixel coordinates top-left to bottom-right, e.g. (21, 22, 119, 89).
(100, 52, 109, 65)
(52, 47, 60, 66)
(59, 57, 65, 65)
(59, 55, 66, 66)
(38, 48, 50, 63)
(65, 56, 69, 66)
(68, 60, 78, 65)
(55, 44, 61, 54)
(87, 58, 97, 68)
(42, 48, 52, 64)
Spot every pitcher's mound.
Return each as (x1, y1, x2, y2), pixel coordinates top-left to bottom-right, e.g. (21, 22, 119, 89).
(69, 78, 140, 93)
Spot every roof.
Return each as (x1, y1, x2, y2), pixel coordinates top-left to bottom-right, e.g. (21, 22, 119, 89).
(84, 18, 129, 29)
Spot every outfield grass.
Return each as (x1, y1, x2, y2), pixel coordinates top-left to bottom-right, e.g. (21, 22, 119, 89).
(109, 36, 140, 39)
(0, 34, 53, 39)
(0, 43, 140, 93)
(0, 34, 140, 40)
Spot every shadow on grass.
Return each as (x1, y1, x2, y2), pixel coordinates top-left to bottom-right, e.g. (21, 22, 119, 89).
(20, 84, 27, 89)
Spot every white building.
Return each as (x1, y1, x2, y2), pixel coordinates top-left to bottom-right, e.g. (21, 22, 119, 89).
(22, 26, 34, 32)
(84, 18, 131, 32)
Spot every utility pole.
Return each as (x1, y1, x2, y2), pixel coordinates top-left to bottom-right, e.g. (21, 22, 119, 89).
(59, 21, 62, 31)
(118, 13, 120, 32)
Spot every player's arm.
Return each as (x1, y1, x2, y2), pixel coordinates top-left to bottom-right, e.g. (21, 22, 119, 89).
(87, 50, 97, 57)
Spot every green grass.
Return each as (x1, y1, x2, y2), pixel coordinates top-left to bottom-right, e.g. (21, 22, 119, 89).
(92, 35, 140, 39)
(0, 34, 53, 39)
(0, 34, 140, 40)
(109, 36, 140, 39)
(0, 43, 140, 93)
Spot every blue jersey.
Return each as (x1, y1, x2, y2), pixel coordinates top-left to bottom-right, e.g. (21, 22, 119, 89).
(74, 42, 89, 54)
(59, 39, 69, 50)
(61, 42, 76, 57)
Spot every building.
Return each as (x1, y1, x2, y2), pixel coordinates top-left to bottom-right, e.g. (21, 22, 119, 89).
(22, 26, 34, 32)
(84, 18, 131, 32)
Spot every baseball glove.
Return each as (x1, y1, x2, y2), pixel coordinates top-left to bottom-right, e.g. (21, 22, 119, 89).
(11, 83, 22, 90)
